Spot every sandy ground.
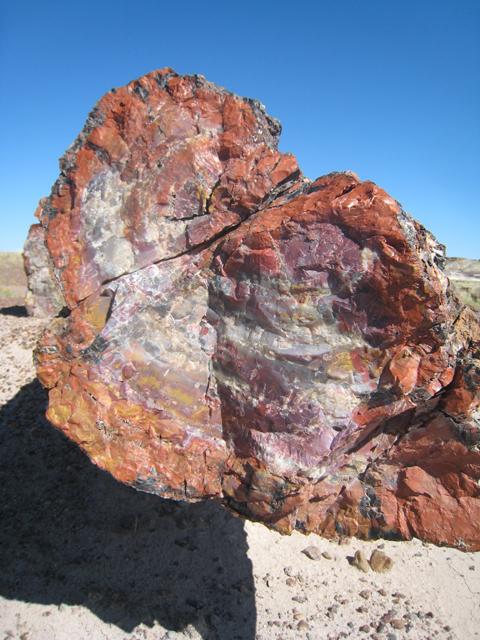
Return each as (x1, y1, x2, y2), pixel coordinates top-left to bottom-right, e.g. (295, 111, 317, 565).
(0, 300, 479, 640)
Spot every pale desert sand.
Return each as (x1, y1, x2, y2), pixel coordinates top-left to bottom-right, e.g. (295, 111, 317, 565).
(0, 302, 479, 640)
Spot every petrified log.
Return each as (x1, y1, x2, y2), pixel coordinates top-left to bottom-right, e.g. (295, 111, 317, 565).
(32, 69, 480, 550)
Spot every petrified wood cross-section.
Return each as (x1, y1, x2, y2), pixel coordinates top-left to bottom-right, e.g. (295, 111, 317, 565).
(30, 69, 480, 549)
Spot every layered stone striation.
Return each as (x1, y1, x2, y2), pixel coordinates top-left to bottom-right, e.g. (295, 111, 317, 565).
(33, 69, 480, 550)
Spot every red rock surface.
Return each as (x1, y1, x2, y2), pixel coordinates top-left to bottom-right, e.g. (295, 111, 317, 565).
(32, 69, 480, 550)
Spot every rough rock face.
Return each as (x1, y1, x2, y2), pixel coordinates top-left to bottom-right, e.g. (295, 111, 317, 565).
(33, 69, 480, 550)
(23, 223, 64, 317)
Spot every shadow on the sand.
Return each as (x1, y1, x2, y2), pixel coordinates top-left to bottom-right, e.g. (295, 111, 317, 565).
(0, 380, 256, 639)
(0, 304, 28, 317)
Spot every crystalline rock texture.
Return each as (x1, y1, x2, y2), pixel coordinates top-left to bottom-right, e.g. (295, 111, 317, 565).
(30, 69, 480, 550)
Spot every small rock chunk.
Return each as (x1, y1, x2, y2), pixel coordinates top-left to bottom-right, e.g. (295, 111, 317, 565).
(297, 620, 310, 631)
(391, 618, 405, 629)
(352, 550, 370, 573)
(292, 596, 307, 603)
(370, 549, 394, 572)
(302, 546, 322, 561)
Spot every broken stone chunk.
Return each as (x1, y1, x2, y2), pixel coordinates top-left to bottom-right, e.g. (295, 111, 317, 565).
(301, 546, 322, 561)
(352, 551, 370, 573)
(30, 68, 480, 551)
(370, 550, 394, 573)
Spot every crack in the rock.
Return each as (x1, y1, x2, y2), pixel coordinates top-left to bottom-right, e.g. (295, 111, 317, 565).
(47, 71, 300, 314)
(87, 141, 112, 165)
(69, 170, 303, 309)
(204, 177, 222, 215)
(164, 211, 209, 223)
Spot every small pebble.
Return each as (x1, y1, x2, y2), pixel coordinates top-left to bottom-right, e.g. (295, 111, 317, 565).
(284, 566, 295, 577)
(352, 550, 370, 573)
(469, 565, 475, 571)
(382, 613, 395, 623)
(359, 589, 371, 599)
(392, 592, 406, 599)
(370, 549, 394, 573)
(391, 619, 405, 630)
(378, 588, 387, 596)
(377, 543, 385, 549)
(347, 622, 354, 629)
(356, 606, 368, 613)
(302, 546, 322, 561)
(359, 624, 370, 633)
(322, 551, 333, 560)
(297, 620, 310, 631)
(292, 596, 307, 603)
(386, 634, 397, 640)
(286, 578, 296, 587)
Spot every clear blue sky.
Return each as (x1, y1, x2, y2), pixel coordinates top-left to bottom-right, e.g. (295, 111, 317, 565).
(1, 0, 479, 257)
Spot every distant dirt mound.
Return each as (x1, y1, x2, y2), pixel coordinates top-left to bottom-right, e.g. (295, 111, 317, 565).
(0, 252, 27, 300)
(445, 257, 480, 310)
